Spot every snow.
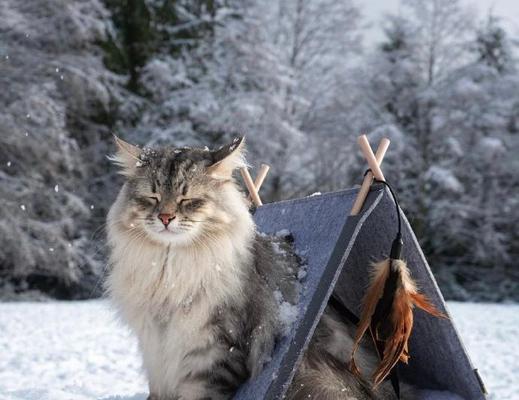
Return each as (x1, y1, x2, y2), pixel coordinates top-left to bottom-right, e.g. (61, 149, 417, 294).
(273, 290, 300, 336)
(297, 268, 308, 280)
(424, 165, 463, 193)
(0, 301, 147, 400)
(278, 301, 299, 336)
(0, 301, 516, 400)
(478, 137, 504, 151)
(275, 229, 291, 237)
(446, 302, 519, 400)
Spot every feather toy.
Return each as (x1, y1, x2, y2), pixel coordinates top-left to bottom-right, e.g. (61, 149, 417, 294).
(349, 180, 446, 391)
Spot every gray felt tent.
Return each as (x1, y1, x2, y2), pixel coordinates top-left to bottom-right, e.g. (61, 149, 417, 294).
(233, 185, 487, 400)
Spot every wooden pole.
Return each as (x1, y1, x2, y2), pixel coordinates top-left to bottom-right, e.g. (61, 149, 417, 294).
(350, 137, 390, 216)
(240, 167, 263, 207)
(357, 135, 386, 181)
(254, 164, 270, 190)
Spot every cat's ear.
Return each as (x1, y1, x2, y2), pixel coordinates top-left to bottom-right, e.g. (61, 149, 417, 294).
(109, 135, 142, 176)
(207, 136, 247, 178)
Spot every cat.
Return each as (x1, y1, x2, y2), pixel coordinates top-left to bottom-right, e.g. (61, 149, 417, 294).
(106, 135, 399, 400)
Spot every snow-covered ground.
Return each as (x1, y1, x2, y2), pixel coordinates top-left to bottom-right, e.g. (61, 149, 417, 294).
(0, 301, 516, 400)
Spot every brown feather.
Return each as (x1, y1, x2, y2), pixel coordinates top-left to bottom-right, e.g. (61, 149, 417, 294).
(411, 292, 447, 318)
(350, 258, 447, 387)
(373, 285, 413, 385)
(349, 259, 390, 376)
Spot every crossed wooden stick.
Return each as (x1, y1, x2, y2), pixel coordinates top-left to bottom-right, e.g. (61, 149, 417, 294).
(240, 164, 270, 207)
(350, 135, 390, 216)
(240, 134, 390, 212)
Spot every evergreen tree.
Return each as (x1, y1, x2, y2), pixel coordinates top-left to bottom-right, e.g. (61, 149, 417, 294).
(361, 3, 519, 300)
(475, 14, 513, 73)
(0, 0, 122, 299)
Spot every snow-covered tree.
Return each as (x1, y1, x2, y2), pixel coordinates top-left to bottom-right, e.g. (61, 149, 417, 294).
(359, 3, 518, 300)
(269, 0, 366, 197)
(0, 0, 125, 298)
(475, 14, 514, 74)
(432, 15, 519, 272)
(1, 0, 517, 302)
(111, 0, 364, 199)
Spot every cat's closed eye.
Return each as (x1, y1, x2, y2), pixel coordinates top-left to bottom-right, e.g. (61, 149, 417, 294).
(178, 198, 194, 205)
(179, 198, 205, 210)
(143, 194, 160, 205)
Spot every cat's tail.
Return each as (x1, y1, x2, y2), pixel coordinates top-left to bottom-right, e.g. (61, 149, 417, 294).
(285, 306, 398, 400)
(286, 351, 379, 400)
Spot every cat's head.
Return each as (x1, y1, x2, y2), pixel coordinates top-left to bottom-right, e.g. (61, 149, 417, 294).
(108, 136, 251, 246)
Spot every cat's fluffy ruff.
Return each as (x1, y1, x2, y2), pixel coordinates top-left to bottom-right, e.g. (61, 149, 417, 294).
(107, 186, 255, 398)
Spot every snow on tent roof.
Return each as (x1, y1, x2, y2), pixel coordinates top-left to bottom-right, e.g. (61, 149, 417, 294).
(234, 186, 486, 400)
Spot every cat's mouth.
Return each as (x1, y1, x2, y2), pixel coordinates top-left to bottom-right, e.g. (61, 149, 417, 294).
(144, 220, 199, 244)
(149, 224, 199, 246)
(158, 227, 184, 235)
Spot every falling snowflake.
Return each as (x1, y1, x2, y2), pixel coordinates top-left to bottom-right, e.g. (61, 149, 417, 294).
(55, 67, 59, 73)
(60, 75, 64, 80)
(229, 346, 235, 353)
(135, 161, 143, 167)
(6, 161, 11, 167)
(26, 114, 30, 119)
(25, 132, 29, 137)
(54, 185, 59, 193)
(20, 204, 26, 211)
(49, 248, 54, 252)
(5, 55, 9, 60)
(90, 205, 94, 210)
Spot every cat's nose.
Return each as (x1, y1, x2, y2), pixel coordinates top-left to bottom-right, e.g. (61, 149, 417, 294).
(158, 213, 175, 227)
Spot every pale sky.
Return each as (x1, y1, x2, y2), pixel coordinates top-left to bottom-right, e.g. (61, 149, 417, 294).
(362, 0, 519, 45)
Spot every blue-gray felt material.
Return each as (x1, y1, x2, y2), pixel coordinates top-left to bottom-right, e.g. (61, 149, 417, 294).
(233, 186, 485, 400)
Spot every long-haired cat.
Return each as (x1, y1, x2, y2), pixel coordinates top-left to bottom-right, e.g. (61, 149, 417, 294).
(106, 136, 399, 400)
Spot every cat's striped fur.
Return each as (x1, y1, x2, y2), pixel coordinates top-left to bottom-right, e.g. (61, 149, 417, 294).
(106, 136, 399, 400)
